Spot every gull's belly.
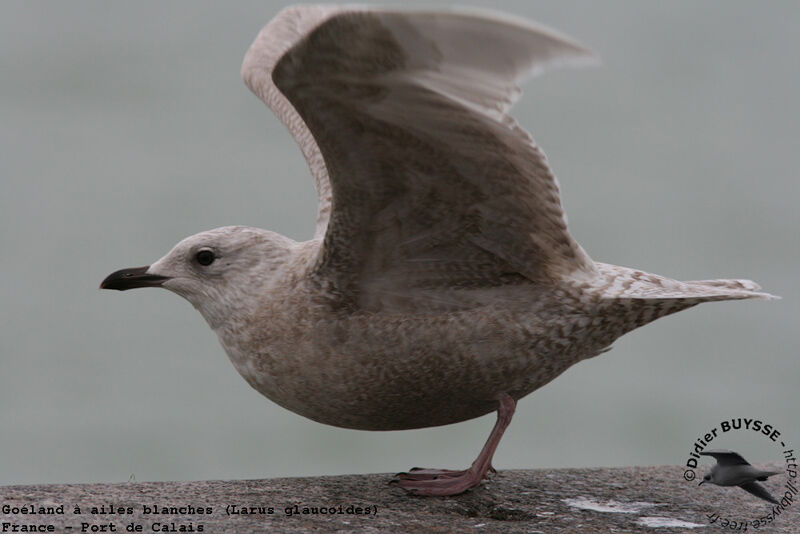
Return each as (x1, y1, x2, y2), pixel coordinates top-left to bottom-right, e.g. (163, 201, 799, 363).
(218, 303, 608, 431)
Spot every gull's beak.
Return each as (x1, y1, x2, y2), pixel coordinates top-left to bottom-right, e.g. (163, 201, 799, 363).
(100, 266, 170, 291)
(698, 480, 705, 486)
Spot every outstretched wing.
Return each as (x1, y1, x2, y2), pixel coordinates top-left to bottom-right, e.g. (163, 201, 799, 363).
(700, 449, 751, 466)
(242, 6, 597, 309)
(739, 481, 779, 504)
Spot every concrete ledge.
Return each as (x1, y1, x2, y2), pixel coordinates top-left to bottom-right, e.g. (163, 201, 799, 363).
(2, 466, 797, 533)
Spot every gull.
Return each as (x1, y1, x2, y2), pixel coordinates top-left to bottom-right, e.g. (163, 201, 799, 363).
(100, 5, 775, 496)
(699, 450, 781, 504)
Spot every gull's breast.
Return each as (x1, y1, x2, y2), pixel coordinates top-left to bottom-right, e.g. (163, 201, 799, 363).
(215, 289, 607, 431)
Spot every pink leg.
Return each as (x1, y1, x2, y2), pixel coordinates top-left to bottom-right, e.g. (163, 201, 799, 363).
(391, 393, 516, 496)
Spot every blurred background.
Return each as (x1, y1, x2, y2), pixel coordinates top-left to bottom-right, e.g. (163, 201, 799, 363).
(1, 0, 797, 486)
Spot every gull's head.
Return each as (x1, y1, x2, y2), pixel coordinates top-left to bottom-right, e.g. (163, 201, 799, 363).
(100, 226, 294, 328)
(698, 472, 714, 486)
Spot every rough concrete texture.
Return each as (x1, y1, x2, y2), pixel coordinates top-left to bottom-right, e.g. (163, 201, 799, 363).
(1, 466, 797, 533)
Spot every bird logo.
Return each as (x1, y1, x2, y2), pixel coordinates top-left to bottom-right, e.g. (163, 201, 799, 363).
(698, 449, 781, 504)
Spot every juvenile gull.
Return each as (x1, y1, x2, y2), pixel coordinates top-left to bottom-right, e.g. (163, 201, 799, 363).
(699, 450, 781, 504)
(100, 5, 775, 496)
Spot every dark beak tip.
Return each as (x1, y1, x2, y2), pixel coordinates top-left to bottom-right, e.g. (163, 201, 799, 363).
(100, 266, 169, 291)
(99, 279, 126, 291)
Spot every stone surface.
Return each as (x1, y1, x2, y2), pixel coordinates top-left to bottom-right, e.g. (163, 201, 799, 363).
(1, 466, 797, 533)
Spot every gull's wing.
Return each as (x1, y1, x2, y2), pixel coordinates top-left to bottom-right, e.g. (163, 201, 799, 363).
(243, 6, 597, 309)
(739, 481, 779, 504)
(242, 5, 341, 241)
(700, 450, 751, 466)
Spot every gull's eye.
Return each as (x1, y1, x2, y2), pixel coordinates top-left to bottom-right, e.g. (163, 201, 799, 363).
(195, 249, 216, 266)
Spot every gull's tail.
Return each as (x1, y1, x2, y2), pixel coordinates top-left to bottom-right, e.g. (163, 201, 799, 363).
(668, 277, 778, 302)
(584, 262, 778, 331)
(590, 262, 778, 302)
